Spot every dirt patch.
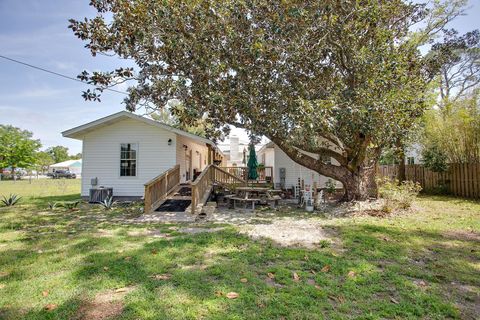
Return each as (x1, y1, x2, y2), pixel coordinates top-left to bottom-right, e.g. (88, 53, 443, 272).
(127, 229, 170, 238)
(178, 227, 225, 234)
(239, 218, 340, 249)
(75, 286, 135, 320)
(445, 282, 480, 320)
(93, 229, 116, 238)
(442, 230, 480, 243)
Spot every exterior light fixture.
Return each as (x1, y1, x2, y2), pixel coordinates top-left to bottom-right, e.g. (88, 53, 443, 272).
(168, 138, 172, 146)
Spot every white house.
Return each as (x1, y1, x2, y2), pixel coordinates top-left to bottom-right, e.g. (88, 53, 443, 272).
(48, 159, 82, 175)
(257, 142, 341, 191)
(62, 111, 223, 200)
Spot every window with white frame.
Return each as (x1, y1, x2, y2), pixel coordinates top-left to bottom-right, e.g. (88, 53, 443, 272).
(120, 143, 137, 176)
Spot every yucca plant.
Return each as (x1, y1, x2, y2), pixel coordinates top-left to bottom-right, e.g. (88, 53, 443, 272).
(1, 194, 22, 206)
(47, 202, 58, 210)
(63, 201, 80, 210)
(99, 196, 117, 210)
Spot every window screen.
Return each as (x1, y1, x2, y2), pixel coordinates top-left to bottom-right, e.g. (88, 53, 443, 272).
(120, 143, 137, 176)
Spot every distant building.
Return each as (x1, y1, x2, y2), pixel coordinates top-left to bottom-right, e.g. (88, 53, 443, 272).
(49, 159, 83, 176)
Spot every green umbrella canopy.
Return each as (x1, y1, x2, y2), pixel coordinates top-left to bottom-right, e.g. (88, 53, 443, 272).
(247, 144, 258, 180)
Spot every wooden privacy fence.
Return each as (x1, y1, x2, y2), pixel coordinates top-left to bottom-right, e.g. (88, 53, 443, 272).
(191, 165, 246, 214)
(144, 165, 180, 213)
(221, 166, 273, 183)
(378, 164, 480, 199)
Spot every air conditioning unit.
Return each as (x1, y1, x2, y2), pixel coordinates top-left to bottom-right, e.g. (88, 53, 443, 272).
(89, 187, 113, 203)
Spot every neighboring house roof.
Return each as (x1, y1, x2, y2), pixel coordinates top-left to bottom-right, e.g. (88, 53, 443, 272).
(62, 111, 223, 154)
(257, 141, 275, 154)
(50, 159, 82, 168)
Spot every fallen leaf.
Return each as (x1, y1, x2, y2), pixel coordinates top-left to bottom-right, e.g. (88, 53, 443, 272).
(226, 292, 239, 299)
(44, 304, 57, 311)
(314, 285, 321, 290)
(347, 271, 356, 278)
(118, 249, 124, 253)
(267, 272, 275, 279)
(240, 278, 248, 283)
(214, 291, 224, 297)
(124, 256, 132, 261)
(257, 302, 266, 308)
(42, 290, 49, 297)
(414, 280, 428, 287)
(151, 249, 158, 255)
(329, 295, 345, 304)
(103, 266, 109, 271)
(293, 272, 300, 282)
(115, 288, 128, 293)
(0, 284, 5, 289)
(310, 270, 317, 275)
(0, 271, 9, 277)
(390, 297, 399, 304)
(37, 250, 43, 254)
(321, 265, 331, 273)
(150, 274, 171, 280)
(304, 255, 309, 261)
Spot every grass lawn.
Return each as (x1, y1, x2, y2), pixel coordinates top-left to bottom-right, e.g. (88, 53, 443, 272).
(0, 180, 479, 319)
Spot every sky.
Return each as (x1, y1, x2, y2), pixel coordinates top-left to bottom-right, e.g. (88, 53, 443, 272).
(1, 0, 479, 154)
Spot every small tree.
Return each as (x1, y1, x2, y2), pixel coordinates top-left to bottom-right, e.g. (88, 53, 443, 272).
(422, 145, 448, 173)
(35, 151, 54, 174)
(0, 125, 41, 179)
(46, 146, 70, 163)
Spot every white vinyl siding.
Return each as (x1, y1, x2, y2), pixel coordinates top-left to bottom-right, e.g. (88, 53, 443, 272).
(176, 135, 209, 183)
(81, 118, 177, 197)
(257, 144, 342, 190)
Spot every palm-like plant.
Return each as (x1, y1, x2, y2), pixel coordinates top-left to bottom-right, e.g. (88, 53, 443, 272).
(1, 194, 22, 206)
(99, 196, 117, 210)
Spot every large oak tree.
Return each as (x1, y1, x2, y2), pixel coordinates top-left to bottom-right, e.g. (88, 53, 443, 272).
(70, 0, 449, 200)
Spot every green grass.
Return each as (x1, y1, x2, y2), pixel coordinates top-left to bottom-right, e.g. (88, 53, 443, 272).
(0, 180, 479, 319)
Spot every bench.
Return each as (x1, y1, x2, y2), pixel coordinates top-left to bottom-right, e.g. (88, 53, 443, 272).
(266, 195, 282, 208)
(230, 197, 261, 210)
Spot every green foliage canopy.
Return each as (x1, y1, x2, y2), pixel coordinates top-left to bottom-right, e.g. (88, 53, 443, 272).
(46, 146, 70, 163)
(69, 0, 452, 199)
(0, 125, 41, 172)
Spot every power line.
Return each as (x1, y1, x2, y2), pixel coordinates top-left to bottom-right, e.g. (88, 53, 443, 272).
(0, 54, 129, 95)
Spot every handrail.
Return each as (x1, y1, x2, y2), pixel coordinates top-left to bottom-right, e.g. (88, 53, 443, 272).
(191, 164, 214, 214)
(144, 164, 180, 213)
(220, 166, 273, 182)
(190, 165, 247, 214)
(213, 166, 247, 184)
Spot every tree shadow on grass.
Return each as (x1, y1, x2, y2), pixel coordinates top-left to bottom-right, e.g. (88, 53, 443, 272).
(2, 205, 479, 319)
(16, 225, 478, 319)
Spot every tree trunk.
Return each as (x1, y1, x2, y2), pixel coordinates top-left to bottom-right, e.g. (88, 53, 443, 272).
(11, 166, 16, 182)
(396, 141, 406, 183)
(339, 166, 378, 201)
(397, 156, 406, 183)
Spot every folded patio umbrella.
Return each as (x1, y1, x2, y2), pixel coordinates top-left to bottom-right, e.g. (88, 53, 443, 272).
(247, 144, 258, 180)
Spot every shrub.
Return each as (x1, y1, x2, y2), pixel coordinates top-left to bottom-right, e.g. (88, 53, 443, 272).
(1, 194, 22, 206)
(325, 179, 336, 195)
(378, 177, 422, 212)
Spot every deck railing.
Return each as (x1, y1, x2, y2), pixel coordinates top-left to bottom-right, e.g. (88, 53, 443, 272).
(144, 165, 180, 213)
(220, 166, 273, 183)
(191, 165, 246, 214)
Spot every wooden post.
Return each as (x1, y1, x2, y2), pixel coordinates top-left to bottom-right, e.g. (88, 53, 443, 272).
(191, 184, 196, 214)
(144, 186, 151, 214)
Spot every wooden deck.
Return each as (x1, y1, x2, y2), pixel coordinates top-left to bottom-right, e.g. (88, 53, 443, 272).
(144, 165, 274, 214)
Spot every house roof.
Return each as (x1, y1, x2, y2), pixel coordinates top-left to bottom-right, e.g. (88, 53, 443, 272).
(50, 159, 82, 168)
(62, 111, 222, 153)
(257, 141, 275, 154)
